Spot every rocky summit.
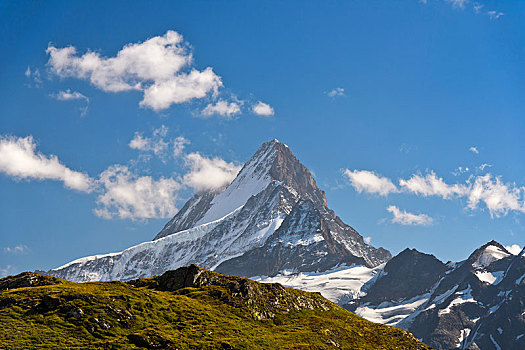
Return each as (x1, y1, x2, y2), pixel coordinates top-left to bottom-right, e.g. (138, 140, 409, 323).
(47, 139, 390, 282)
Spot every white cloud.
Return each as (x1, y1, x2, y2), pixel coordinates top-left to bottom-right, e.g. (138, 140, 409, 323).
(343, 169, 398, 196)
(446, 0, 469, 9)
(364, 236, 372, 244)
(183, 152, 241, 192)
(399, 172, 469, 199)
(487, 10, 504, 20)
(201, 100, 241, 118)
(467, 174, 525, 217)
(505, 244, 522, 255)
(24, 66, 42, 86)
(469, 146, 479, 154)
(51, 89, 90, 116)
(344, 164, 525, 219)
(173, 136, 190, 157)
(46, 30, 223, 111)
(452, 166, 470, 176)
(473, 2, 484, 13)
(478, 163, 492, 171)
(129, 126, 190, 160)
(0, 135, 93, 192)
(325, 87, 345, 97)
(387, 205, 433, 226)
(252, 101, 274, 116)
(51, 89, 89, 102)
(94, 165, 181, 220)
(4, 245, 29, 254)
(129, 126, 170, 157)
(0, 265, 16, 278)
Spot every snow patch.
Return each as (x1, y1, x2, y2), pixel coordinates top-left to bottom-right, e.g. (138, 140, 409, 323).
(194, 142, 276, 226)
(438, 285, 476, 316)
(475, 270, 504, 285)
(355, 293, 430, 326)
(472, 245, 510, 269)
(254, 264, 381, 305)
(456, 328, 471, 349)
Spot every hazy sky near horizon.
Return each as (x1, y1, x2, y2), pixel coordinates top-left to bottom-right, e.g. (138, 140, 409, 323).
(1, 0, 524, 276)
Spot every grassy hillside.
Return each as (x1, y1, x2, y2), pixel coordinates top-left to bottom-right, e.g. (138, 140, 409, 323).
(0, 265, 431, 349)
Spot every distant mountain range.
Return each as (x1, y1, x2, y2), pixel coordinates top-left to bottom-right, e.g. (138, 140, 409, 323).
(43, 140, 525, 350)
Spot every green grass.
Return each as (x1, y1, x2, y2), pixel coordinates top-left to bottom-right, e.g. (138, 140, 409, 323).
(0, 271, 431, 349)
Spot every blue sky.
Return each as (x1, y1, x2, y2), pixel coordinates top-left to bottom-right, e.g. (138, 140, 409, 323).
(1, 0, 524, 276)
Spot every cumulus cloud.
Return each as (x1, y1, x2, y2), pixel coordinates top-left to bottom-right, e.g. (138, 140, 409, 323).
(452, 166, 469, 176)
(4, 245, 29, 254)
(343, 169, 398, 196)
(129, 126, 190, 161)
(473, 2, 484, 13)
(51, 89, 89, 102)
(399, 172, 469, 199)
(345, 165, 525, 219)
(129, 126, 170, 158)
(469, 146, 479, 154)
(183, 152, 241, 192)
(95, 150, 240, 219)
(173, 136, 190, 157)
(252, 101, 274, 116)
(446, 0, 469, 9)
(51, 89, 90, 116)
(0, 265, 16, 278)
(467, 174, 525, 217)
(487, 11, 504, 20)
(387, 205, 433, 226)
(505, 244, 522, 255)
(325, 88, 345, 97)
(24, 66, 42, 87)
(201, 100, 241, 118)
(399, 172, 525, 217)
(46, 30, 222, 111)
(0, 135, 93, 192)
(94, 165, 181, 220)
(478, 163, 492, 171)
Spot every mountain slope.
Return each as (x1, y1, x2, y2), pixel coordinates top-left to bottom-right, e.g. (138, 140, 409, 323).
(340, 241, 525, 350)
(0, 267, 430, 349)
(48, 140, 390, 282)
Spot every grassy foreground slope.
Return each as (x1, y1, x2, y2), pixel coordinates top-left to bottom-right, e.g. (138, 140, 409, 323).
(0, 265, 431, 349)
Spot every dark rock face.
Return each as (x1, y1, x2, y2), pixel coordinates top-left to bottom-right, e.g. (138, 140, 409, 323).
(216, 200, 390, 277)
(49, 140, 390, 282)
(347, 241, 525, 350)
(361, 248, 448, 304)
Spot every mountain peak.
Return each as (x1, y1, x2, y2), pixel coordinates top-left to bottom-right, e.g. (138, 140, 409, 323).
(51, 139, 390, 282)
(468, 240, 510, 269)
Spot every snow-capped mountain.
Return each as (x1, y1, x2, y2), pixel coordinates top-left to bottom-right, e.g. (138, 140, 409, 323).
(257, 240, 525, 349)
(47, 139, 390, 282)
(274, 240, 521, 350)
